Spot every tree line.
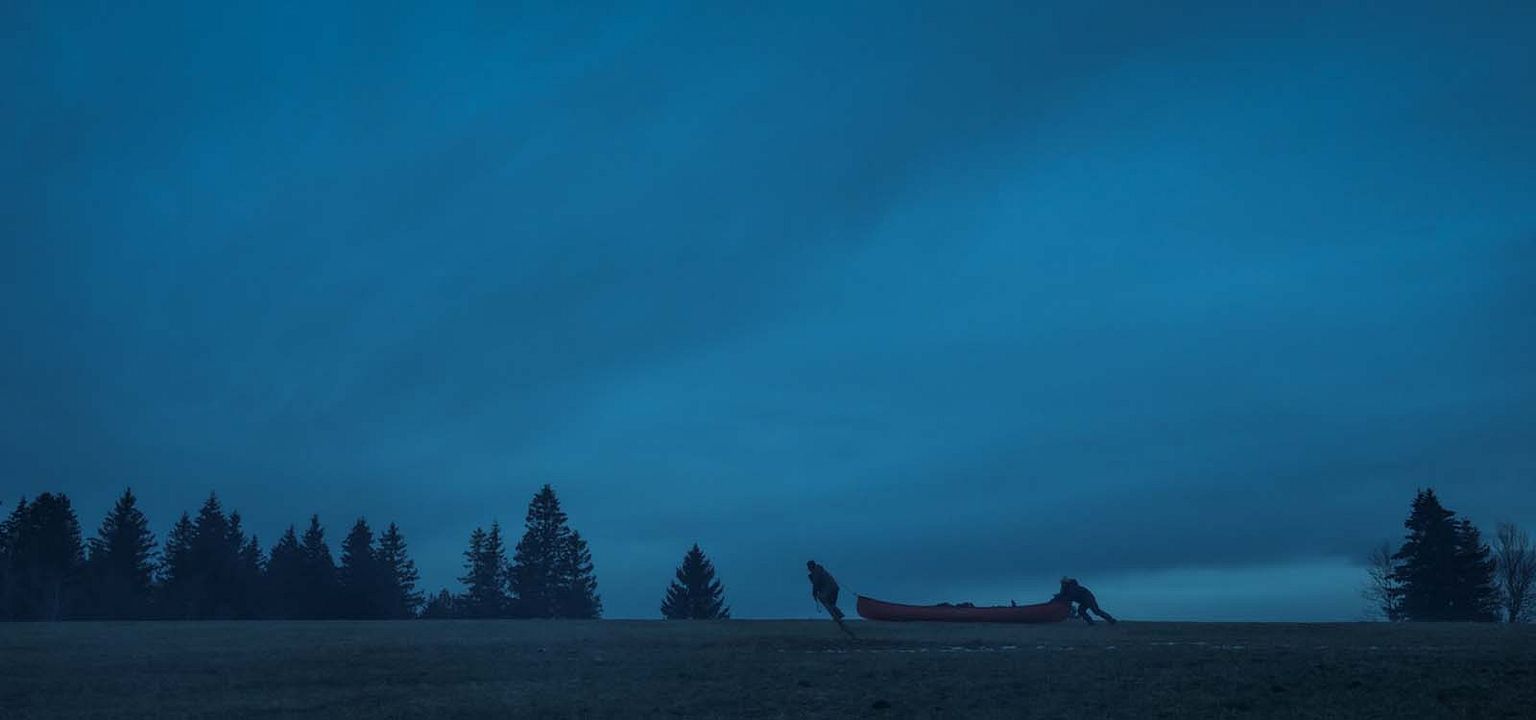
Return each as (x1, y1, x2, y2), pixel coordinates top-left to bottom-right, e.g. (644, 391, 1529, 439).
(0, 484, 604, 621)
(17, 481, 1531, 624)
(1365, 488, 1535, 623)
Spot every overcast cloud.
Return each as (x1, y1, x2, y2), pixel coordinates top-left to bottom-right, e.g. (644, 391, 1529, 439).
(3, 1, 1533, 619)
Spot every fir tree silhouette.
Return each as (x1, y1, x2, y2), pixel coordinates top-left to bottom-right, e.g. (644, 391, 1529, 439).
(458, 524, 509, 618)
(299, 515, 339, 619)
(1452, 518, 1500, 621)
(338, 518, 385, 619)
(377, 522, 422, 618)
(158, 511, 196, 618)
(1391, 488, 1499, 621)
(556, 530, 601, 619)
(1, 493, 84, 620)
(85, 488, 158, 619)
(264, 525, 306, 618)
(512, 485, 600, 618)
(163, 493, 254, 619)
(661, 544, 730, 619)
(226, 512, 262, 618)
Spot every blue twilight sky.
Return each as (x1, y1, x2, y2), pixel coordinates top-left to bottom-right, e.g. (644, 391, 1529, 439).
(3, 1, 1533, 620)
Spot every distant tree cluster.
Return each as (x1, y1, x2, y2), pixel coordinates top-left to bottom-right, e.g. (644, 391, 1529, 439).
(423, 484, 602, 620)
(1366, 488, 1531, 623)
(0, 484, 602, 621)
(0, 489, 421, 621)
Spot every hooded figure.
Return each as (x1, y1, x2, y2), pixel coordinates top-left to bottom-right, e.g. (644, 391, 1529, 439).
(1054, 577, 1117, 625)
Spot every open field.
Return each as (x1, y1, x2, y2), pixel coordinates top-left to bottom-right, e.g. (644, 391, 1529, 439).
(3, 620, 1534, 719)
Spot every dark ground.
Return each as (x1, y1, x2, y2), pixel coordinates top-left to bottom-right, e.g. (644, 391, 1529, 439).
(2, 620, 1533, 719)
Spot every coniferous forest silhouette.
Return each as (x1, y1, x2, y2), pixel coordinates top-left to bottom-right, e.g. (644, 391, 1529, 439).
(2, 484, 1530, 624)
(0, 484, 601, 621)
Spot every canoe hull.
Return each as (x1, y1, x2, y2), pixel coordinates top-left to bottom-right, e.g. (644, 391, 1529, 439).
(856, 595, 1071, 623)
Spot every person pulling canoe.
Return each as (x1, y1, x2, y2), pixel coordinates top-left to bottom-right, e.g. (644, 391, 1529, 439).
(807, 560, 854, 637)
(1054, 577, 1117, 625)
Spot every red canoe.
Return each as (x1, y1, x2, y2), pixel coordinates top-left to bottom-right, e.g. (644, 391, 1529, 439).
(856, 595, 1071, 623)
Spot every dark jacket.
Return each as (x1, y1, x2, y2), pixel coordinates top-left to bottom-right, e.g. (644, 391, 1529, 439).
(1054, 579, 1097, 607)
(808, 562, 839, 598)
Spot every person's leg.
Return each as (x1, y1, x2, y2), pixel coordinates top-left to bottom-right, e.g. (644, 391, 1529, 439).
(1077, 603, 1096, 625)
(1090, 603, 1117, 624)
(818, 590, 855, 638)
(816, 590, 842, 621)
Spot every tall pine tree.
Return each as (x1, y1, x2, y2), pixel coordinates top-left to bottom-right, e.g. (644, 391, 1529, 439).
(556, 530, 601, 619)
(225, 511, 262, 619)
(512, 487, 562, 618)
(299, 515, 338, 619)
(169, 493, 251, 619)
(1391, 489, 1499, 622)
(511, 485, 599, 619)
(458, 524, 509, 618)
(1, 493, 85, 620)
(158, 511, 197, 618)
(85, 488, 158, 619)
(338, 518, 385, 619)
(264, 526, 307, 619)
(1451, 519, 1499, 622)
(376, 523, 422, 619)
(661, 544, 729, 619)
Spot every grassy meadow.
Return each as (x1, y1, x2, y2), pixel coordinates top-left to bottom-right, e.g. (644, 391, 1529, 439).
(2, 620, 1533, 718)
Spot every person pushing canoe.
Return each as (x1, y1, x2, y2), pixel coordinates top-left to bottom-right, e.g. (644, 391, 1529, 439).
(1053, 577, 1117, 625)
(807, 560, 855, 637)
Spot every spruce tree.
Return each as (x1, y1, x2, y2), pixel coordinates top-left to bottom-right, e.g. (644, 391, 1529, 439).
(175, 493, 252, 619)
(557, 530, 601, 619)
(1391, 489, 1459, 620)
(661, 544, 729, 619)
(85, 488, 158, 619)
(189, 494, 226, 618)
(338, 518, 384, 619)
(459, 526, 485, 612)
(225, 511, 262, 618)
(238, 533, 264, 611)
(1452, 519, 1500, 622)
(264, 526, 306, 618)
(1391, 489, 1499, 622)
(299, 515, 338, 619)
(512, 485, 599, 618)
(3, 493, 85, 620)
(376, 523, 423, 618)
(512, 487, 563, 618)
(158, 511, 197, 618)
(458, 524, 509, 618)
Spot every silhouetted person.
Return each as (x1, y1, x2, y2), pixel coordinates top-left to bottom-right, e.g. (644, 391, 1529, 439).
(1054, 577, 1116, 625)
(807, 560, 854, 637)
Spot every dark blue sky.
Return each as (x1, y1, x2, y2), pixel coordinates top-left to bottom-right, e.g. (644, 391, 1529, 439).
(3, 1, 1533, 619)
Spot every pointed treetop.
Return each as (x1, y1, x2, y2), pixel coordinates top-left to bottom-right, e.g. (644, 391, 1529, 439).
(661, 543, 728, 620)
